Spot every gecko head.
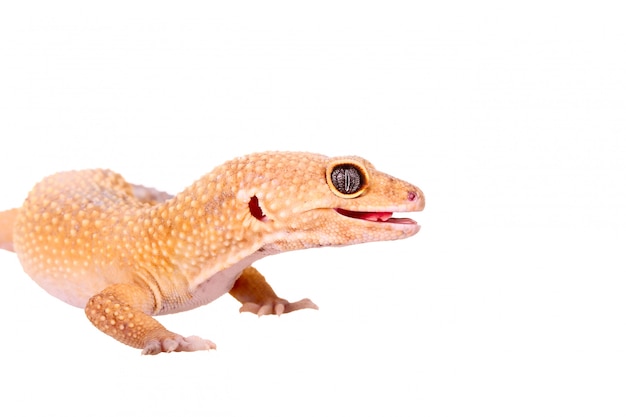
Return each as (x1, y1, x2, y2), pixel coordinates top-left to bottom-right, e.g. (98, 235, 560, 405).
(236, 152, 424, 251)
(323, 157, 424, 237)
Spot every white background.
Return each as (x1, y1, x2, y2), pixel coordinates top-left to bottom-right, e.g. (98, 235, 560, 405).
(0, 1, 624, 416)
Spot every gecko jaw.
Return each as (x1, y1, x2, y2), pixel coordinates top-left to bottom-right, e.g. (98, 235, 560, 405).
(334, 208, 418, 226)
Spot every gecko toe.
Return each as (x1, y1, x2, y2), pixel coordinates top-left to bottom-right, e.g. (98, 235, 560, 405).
(284, 298, 319, 313)
(239, 298, 318, 317)
(141, 335, 216, 355)
(274, 303, 285, 316)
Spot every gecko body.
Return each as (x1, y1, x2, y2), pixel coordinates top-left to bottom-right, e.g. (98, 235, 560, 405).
(0, 151, 424, 354)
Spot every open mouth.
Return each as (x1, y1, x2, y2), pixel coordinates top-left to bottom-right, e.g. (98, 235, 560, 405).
(334, 208, 417, 225)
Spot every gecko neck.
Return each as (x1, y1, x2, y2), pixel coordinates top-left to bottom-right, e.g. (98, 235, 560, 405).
(142, 175, 270, 279)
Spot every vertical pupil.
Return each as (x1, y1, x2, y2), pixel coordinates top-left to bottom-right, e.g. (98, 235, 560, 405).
(331, 165, 362, 194)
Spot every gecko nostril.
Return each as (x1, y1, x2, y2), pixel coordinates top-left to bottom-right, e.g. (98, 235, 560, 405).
(407, 191, 417, 202)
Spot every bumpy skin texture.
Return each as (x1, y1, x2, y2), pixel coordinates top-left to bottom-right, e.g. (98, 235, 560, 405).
(2, 151, 424, 354)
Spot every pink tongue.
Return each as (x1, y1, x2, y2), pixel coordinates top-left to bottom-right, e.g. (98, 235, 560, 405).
(335, 208, 395, 222)
(360, 212, 393, 222)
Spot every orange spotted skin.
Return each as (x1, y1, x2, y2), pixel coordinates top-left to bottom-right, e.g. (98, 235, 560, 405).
(3, 151, 425, 354)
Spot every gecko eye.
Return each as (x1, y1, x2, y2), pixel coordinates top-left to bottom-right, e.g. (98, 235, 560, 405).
(326, 161, 369, 198)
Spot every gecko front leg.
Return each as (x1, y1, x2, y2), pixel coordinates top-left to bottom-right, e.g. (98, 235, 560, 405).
(85, 283, 216, 354)
(229, 266, 318, 316)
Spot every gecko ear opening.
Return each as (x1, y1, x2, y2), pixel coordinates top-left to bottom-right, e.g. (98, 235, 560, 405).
(326, 160, 370, 198)
(248, 196, 267, 221)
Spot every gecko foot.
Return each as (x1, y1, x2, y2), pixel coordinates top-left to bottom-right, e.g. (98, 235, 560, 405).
(240, 297, 319, 316)
(142, 334, 217, 355)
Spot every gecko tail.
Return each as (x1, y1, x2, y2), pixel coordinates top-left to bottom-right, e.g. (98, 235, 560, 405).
(0, 208, 18, 252)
